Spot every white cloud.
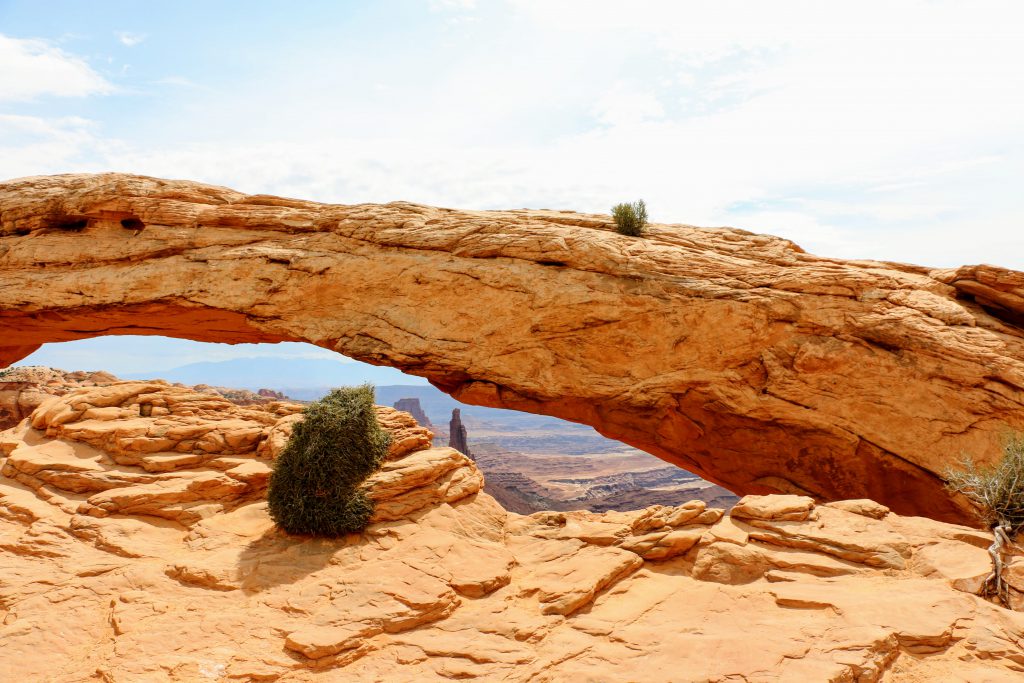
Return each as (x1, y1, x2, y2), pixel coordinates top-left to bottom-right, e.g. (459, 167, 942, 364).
(116, 31, 146, 47)
(0, 114, 113, 181)
(722, 210, 859, 258)
(13, 338, 353, 376)
(428, 0, 476, 11)
(0, 34, 113, 102)
(154, 75, 205, 89)
(2, 4, 1022, 270)
(592, 83, 665, 126)
(3, 118, 1021, 269)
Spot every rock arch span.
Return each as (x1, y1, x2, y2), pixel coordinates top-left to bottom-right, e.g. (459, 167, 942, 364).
(2, 173, 1023, 522)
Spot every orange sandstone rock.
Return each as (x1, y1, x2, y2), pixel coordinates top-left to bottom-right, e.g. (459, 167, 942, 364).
(0, 387, 1023, 680)
(0, 366, 298, 432)
(0, 366, 117, 430)
(3, 174, 1024, 520)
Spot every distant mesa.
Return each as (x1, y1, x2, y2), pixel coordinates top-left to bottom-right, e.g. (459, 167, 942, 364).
(394, 397, 432, 428)
(258, 388, 287, 400)
(449, 408, 471, 458)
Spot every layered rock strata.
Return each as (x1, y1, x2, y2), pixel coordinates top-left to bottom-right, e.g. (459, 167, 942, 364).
(2, 174, 1024, 519)
(0, 365, 290, 431)
(0, 382, 435, 526)
(0, 366, 117, 430)
(0, 383, 1023, 680)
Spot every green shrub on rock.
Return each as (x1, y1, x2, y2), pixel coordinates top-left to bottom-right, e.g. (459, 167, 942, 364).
(611, 199, 648, 236)
(267, 385, 391, 536)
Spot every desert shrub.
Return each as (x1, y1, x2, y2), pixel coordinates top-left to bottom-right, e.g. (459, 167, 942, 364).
(944, 434, 1024, 605)
(267, 384, 391, 536)
(945, 435, 1024, 535)
(611, 199, 648, 236)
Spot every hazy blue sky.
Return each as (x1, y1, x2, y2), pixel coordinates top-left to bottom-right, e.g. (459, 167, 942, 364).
(19, 337, 350, 375)
(3, 1, 1023, 374)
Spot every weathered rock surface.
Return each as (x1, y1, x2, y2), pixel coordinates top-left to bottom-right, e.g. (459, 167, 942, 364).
(1, 383, 1023, 681)
(2, 174, 1024, 519)
(0, 365, 291, 432)
(0, 366, 118, 430)
(1, 381, 435, 525)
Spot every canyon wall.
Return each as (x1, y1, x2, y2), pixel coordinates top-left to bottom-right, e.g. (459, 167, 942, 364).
(2, 173, 1024, 521)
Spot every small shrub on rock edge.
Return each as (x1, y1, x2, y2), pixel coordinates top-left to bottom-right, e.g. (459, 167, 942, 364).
(944, 434, 1024, 606)
(611, 199, 648, 236)
(267, 384, 391, 536)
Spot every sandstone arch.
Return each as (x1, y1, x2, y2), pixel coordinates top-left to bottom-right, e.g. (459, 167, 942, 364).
(2, 173, 1023, 522)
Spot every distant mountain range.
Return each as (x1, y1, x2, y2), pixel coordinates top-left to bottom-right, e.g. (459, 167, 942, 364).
(124, 356, 429, 391)
(292, 383, 571, 429)
(125, 356, 589, 430)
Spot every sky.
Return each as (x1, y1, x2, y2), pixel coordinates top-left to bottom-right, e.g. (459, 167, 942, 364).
(18, 337, 350, 375)
(3, 0, 1023, 375)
